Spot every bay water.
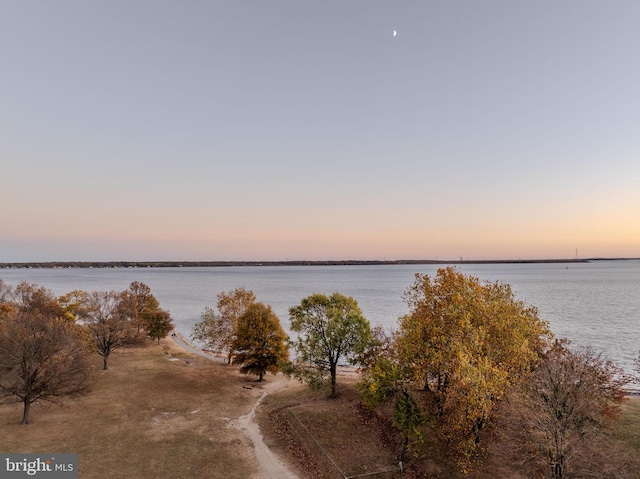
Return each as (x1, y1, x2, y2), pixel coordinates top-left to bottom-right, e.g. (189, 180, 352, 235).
(1, 260, 639, 375)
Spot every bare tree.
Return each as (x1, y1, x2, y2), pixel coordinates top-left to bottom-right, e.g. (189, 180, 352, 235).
(0, 279, 12, 302)
(0, 310, 93, 424)
(508, 340, 628, 479)
(82, 291, 131, 370)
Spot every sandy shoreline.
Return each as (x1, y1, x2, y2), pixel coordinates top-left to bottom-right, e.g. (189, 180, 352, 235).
(170, 330, 226, 362)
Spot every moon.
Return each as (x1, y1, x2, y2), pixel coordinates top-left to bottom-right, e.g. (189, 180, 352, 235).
(393, 30, 397, 37)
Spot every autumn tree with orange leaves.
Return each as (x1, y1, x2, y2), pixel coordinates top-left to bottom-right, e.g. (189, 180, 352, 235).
(0, 284, 93, 424)
(365, 267, 552, 464)
(231, 302, 288, 381)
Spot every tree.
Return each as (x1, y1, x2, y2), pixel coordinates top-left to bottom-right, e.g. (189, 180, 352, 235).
(81, 291, 131, 370)
(143, 308, 174, 344)
(0, 278, 12, 302)
(192, 306, 218, 350)
(0, 279, 15, 316)
(394, 267, 551, 458)
(118, 281, 160, 335)
(511, 340, 628, 479)
(58, 289, 89, 322)
(12, 282, 67, 319)
(353, 325, 392, 370)
(0, 310, 93, 424)
(288, 292, 372, 398)
(360, 354, 425, 465)
(191, 288, 256, 364)
(231, 302, 289, 381)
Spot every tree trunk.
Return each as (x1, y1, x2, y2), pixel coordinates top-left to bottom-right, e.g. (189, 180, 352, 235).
(551, 454, 565, 479)
(472, 417, 484, 445)
(103, 356, 108, 370)
(552, 461, 564, 479)
(21, 399, 31, 425)
(259, 371, 264, 382)
(398, 433, 408, 464)
(329, 363, 337, 398)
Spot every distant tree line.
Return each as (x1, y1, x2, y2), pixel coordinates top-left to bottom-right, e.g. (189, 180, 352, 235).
(0, 258, 595, 270)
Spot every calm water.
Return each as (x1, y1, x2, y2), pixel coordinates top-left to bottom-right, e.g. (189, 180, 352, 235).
(1, 261, 639, 374)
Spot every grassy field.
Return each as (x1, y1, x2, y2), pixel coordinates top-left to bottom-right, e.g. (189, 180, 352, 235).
(614, 396, 640, 451)
(0, 339, 273, 479)
(2, 339, 639, 479)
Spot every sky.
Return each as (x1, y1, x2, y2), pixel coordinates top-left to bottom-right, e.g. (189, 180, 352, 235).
(1, 1, 639, 262)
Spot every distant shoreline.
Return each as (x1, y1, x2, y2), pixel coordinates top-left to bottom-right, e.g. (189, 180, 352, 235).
(1, 258, 638, 269)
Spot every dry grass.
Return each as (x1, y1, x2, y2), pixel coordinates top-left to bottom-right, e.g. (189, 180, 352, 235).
(0, 339, 273, 479)
(258, 380, 640, 479)
(614, 396, 640, 450)
(485, 395, 640, 479)
(257, 377, 402, 479)
(3, 341, 638, 479)
(622, 397, 640, 458)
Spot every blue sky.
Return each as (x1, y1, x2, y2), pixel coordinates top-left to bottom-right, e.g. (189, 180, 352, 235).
(1, 1, 639, 261)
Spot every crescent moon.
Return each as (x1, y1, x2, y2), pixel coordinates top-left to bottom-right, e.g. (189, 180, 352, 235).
(393, 30, 397, 36)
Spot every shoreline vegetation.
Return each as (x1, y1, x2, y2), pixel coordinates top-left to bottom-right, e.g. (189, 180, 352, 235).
(2, 278, 639, 478)
(2, 257, 638, 269)
(2, 324, 637, 478)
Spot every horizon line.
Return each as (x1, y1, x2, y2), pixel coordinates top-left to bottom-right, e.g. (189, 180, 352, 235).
(2, 257, 639, 269)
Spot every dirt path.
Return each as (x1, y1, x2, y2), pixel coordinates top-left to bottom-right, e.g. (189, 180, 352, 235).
(171, 333, 300, 479)
(229, 379, 299, 479)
